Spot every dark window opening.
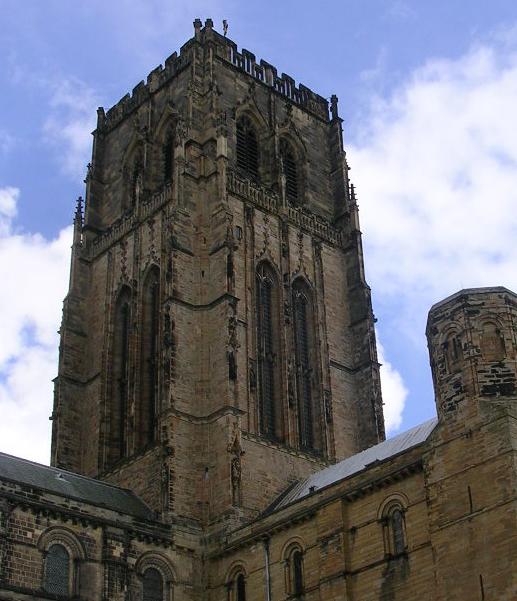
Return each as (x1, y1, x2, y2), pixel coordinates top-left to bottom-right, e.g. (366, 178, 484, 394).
(256, 263, 282, 441)
(280, 139, 299, 203)
(139, 269, 160, 450)
(164, 130, 174, 182)
(292, 550, 304, 596)
(43, 544, 70, 595)
(143, 567, 163, 601)
(391, 508, 405, 555)
(236, 117, 259, 179)
(109, 288, 131, 466)
(236, 574, 246, 601)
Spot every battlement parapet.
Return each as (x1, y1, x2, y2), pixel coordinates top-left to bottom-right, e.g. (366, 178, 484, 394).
(220, 41, 329, 121)
(86, 183, 173, 258)
(227, 170, 342, 246)
(97, 50, 191, 134)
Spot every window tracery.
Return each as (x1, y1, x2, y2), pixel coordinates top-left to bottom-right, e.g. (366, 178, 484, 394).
(109, 286, 132, 465)
(292, 279, 320, 451)
(139, 267, 160, 450)
(256, 262, 283, 440)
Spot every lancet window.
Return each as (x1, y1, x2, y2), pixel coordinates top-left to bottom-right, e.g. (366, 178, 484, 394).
(280, 138, 299, 203)
(236, 116, 259, 179)
(109, 286, 131, 465)
(292, 279, 319, 451)
(163, 127, 174, 183)
(256, 262, 282, 440)
(139, 267, 160, 450)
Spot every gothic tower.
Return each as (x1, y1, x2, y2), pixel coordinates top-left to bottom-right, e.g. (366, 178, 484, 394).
(51, 19, 384, 534)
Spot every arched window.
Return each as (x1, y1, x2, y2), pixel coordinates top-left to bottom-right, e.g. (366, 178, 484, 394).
(139, 268, 160, 450)
(280, 139, 299, 203)
(163, 128, 174, 183)
(143, 567, 163, 601)
(131, 153, 144, 206)
(227, 569, 247, 601)
(292, 279, 320, 452)
(381, 501, 407, 557)
(481, 321, 506, 362)
(292, 549, 304, 596)
(43, 544, 70, 595)
(256, 262, 283, 440)
(109, 287, 131, 466)
(444, 331, 461, 373)
(236, 116, 259, 179)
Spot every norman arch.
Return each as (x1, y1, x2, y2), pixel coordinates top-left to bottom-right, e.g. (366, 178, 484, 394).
(38, 527, 86, 596)
(135, 552, 175, 601)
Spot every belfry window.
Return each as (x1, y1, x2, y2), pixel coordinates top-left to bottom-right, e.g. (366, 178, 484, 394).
(163, 128, 174, 182)
(143, 567, 164, 601)
(109, 287, 131, 466)
(139, 268, 160, 450)
(292, 279, 320, 452)
(236, 116, 259, 179)
(280, 139, 299, 203)
(256, 262, 282, 440)
(43, 544, 70, 595)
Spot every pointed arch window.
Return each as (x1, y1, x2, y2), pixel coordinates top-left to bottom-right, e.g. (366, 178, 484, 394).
(163, 127, 175, 183)
(280, 139, 299, 203)
(143, 567, 164, 601)
(256, 262, 283, 440)
(109, 287, 131, 466)
(43, 544, 70, 595)
(292, 279, 320, 452)
(236, 116, 259, 179)
(139, 268, 160, 450)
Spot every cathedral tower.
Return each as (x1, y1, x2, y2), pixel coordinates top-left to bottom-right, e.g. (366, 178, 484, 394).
(51, 19, 384, 531)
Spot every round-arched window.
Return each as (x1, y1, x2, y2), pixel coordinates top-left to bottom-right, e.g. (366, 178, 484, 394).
(143, 567, 164, 601)
(43, 543, 70, 595)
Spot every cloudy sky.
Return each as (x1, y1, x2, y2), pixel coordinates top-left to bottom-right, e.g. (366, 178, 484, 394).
(1, 1, 516, 463)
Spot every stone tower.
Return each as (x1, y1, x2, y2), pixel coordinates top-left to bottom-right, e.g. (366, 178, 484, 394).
(425, 287, 517, 600)
(51, 19, 384, 532)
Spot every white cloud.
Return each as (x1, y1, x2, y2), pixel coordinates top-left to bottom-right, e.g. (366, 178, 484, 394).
(0, 187, 72, 463)
(43, 78, 99, 182)
(350, 39, 517, 344)
(377, 339, 408, 435)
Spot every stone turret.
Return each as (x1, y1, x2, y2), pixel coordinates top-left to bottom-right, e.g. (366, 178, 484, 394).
(426, 286, 517, 420)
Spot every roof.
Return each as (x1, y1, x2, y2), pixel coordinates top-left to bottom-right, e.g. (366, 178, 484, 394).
(270, 418, 438, 512)
(0, 452, 155, 521)
(428, 286, 516, 313)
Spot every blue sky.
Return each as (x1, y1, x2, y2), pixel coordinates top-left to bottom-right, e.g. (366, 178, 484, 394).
(1, 1, 517, 463)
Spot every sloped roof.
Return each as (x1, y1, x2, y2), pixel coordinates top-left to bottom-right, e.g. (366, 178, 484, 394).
(271, 418, 438, 512)
(0, 452, 155, 521)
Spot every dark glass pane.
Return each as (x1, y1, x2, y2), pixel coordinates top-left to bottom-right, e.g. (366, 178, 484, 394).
(236, 574, 246, 601)
(43, 544, 69, 595)
(143, 567, 163, 601)
(293, 551, 304, 595)
(391, 509, 405, 554)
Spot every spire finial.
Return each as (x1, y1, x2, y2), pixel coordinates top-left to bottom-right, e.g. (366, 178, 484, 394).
(223, 20, 228, 36)
(74, 196, 83, 224)
(193, 18, 202, 38)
